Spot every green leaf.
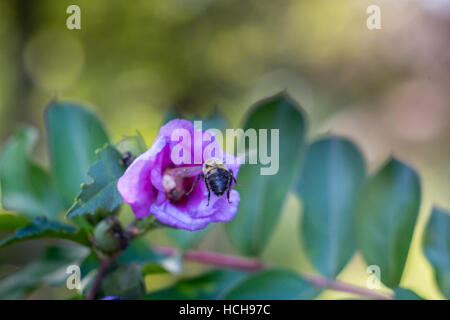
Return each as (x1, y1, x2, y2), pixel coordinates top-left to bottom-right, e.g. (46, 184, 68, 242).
(357, 158, 421, 288)
(0, 245, 89, 299)
(45, 101, 110, 207)
(141, 263, 171, 275)
(227, 92, 307, 255)
(167, 224, 213, 250)
(116, 131, 148, 157)
(223, 269, 320, 300)
(296, 137, 366, 277)
(100, 263, 146, 300)
(120, 238, 183, 274)
(163, 105, 230, 132)
(0, 126, 63, 219)
(144, 270, 248, 300)
(393, 287, 425, 300)
(0, 213, 30, 231)
(80, 238, 181, 276)
(66, 144, 125, 218)
(80, 252, 99, 278)
(198, 106, 230, 131)
(0, 216, 89, 247)
(423, 206, 450, 299)
(117, 238, 166, 265)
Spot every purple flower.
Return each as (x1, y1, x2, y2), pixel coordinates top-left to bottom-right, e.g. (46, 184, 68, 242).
(117, 119, 240, 231)
(101, 296, 123, 300)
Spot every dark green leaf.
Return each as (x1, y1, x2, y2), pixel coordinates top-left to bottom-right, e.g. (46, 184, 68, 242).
(45, 101, 110, 207)
(357, 158, 421, 288)
(0, 216, 89, 247)
(119, 238, 183, 274)
(80, 253, 99, 278)
(296, 137, 366, 277)
(66, 145, 125, 218)
(0, 126, 63, 219)
(117, 238, 166, 265)
(223, 268, 320, 300)
(0, 245, 88, 299)
(423, 206, 450, 299)
(0, 213, 30, 231)
(393, 287, 425, 300)
(144, 270, 248, 300)
(227, 92, 307, 255)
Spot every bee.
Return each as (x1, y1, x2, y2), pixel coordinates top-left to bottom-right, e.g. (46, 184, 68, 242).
(186, 157, 237, 206)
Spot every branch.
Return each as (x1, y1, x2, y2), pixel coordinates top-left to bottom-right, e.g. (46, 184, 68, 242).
(152, 245, 392, 300)
(86, 250, 121, 300)
(86, 221, 138, 300)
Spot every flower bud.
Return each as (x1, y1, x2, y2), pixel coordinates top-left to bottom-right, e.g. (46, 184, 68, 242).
(100, 263, 146, 300)
(93, 218, 126, 253)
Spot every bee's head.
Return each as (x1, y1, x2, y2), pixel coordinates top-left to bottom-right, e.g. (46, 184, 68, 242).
(203, 157, 224, 173)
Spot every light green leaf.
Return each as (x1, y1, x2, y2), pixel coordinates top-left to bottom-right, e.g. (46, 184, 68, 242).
(357, 158, 421, 288)
(423, 206, 450, 299)
(0, 245, 89, 299)
(144, 270, 248, 300)
(227, 93, 307, 256)
(0, 126, 63, 219)
(393, 287, 425, 300)
(45, 101, 110, 207)
(66, 144, 125, 218)
(0, 213, 30, 231)
(223, 268, 321, 300)
(296, 137, 366, 277)
(116, 131, 147, 157)
(0, 216, 89, 247)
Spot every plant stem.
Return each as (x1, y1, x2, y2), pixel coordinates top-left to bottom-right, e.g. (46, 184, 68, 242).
(152, 245, 392, 300)
(86, 251, 121, 300)
(86, 219, 140, 300)
(154, 245, 266, 271)
(300, 274, 391, 300)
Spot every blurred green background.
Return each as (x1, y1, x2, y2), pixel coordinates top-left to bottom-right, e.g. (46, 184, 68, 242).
(0, 0, 449, 299)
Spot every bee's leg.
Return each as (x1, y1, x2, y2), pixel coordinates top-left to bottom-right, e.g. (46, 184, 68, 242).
(227, 176, 232, 204)
(186, 173, 203, 195)
(205, 180, 211, 206)
(229, 169, 237, 184)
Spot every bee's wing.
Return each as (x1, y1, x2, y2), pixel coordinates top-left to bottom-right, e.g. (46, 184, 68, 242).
(166, 165, 203, 178)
